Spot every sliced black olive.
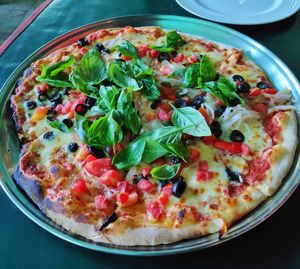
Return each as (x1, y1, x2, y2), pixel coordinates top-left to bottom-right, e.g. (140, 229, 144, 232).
(48, 93, 62, 102)
(77, 37, 89, 47)
(46, 116, 56, 122)
(183, 138, 196, 146)
(85, 96, 96, 108)
(232, 75, 244, 82)
(173, 99, 187, 108)
(170, 176, 184, 184)
(62, 118, 73, 128)
(95, 43, 105, 52)
(103, 48, 110, 54)
(198, 54, 203, 61)
(38, 93, 48, 102)
(170, 51, 177, 57)
(67, 143, 79, 152)
(88, 146, 105, 158)
(99, 212, 118, 231)
(191, 95, 204, 109)
(158, 180, 169, 188)
(150, 99, 161, 109)
(215, 105, 227, 117)
(157, 52, 169, 62)
(236, 81, 250, 93)
(133, 174, 144, 184)
(172, 178, 187, 198)
(75, 104, 88, 115)
(230, 130, 245, 142)
(225, 167, 240, 182)
(26, 101, 37, 110)
(64, 88, 71, 95)
(210, 121, 222, 138)
(101, 79, 112, 86)
(170, 156, 181, 164)
(43, 131, 54, 140)
(256, 81, 271, 89)
(50, 100, 61, 109)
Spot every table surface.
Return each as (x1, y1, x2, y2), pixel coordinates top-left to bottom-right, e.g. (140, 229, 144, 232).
(0, 1, 299, 268)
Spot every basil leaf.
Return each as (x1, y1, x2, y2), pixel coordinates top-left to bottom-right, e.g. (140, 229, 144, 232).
(124, 107, 141, 134)
(183, 63, 200, 88)
(108, 61, 140, 90)
(217, 76, 245, 105)
(200, 55, 216, 82)
(142, 140, 169, 163)
(74, 113, 92, 144)
(99, 85, 120, 111)
(150, 164, 181, 180)
(47, 118, 69, 132)
(168, 68, 187, 79)
(70, 48, 106, 93)
(45, 55, 75, 77)
(170, 104, 211, 137)
(150, 31, 186, 53)
(110, 109, 124, 127)
(88, 115, 123, 146)
(142, 79, 160, 101)
(112, 139, 146, 169)
(131, 59, 153, 78)
(117, 89, 133, 111)
(36, 77, 74, 88)
(115, 41, 138, 59)
(139, 126, 183, 144)
(163, 143, 189, 163)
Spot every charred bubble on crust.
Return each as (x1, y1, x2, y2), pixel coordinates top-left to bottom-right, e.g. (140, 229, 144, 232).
(99, 212, 118, 231)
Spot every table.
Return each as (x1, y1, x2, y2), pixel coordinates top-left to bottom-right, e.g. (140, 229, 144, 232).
(0, 1, 299, 268)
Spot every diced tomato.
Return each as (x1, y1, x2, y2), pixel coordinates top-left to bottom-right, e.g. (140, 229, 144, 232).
(72, 178, 88, 196)
(150, 49, 159, 58)
(85, 158, 113, 177)
(159, 86, 176, 101)
(228, 183, 246, 197)
(137, 179, 155, 192)
(80, 47, 87, 54)
(205, 42, 215, 51)
(121, 55, 131, 61)
(189, 148, 200, 162)
(31, 106, 48, 121)
(157, 107, 171, 121)
(262, 88, 277, 95)
(187, 56, 198, 63)
(117, 181, 136, 193)
(213, 140, 251, 155)
(158, 195, 169, 206)
(198, 107, 210, 123)
(251, 103, 268, 114)
(244, 155, 270, 185)
(202, 134, 217, 145)
(147, 201, 163, 219)
(264, 112, 283, 144)
(182, 133, 191, 140)
(248, 88, 262, 97)
(138, 44, 150, 57)
(241, 144, 251, 156)
(152, 158, 167, 166)
(196, 160, 213, 181)
(37, 83, 49, 93)
(159, 65, 172, 76)
(162, 183, 172, 196)
(142, 167, 152, 177)
(85, 154, 98, 163)
(215, 98, 224, 106)
(99, 169, 122, 187)
(159, 102, 172, 112)
(94, 195, 110, 210)
(109, 143, 124, 156)
(172, 53, 184, 63)
(117, 191, 138, 207)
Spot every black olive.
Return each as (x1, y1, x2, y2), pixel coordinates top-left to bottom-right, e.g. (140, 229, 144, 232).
(38, 93, 48, 102)
(198, 54, 203, 61)
(225, 167, 240, 182)
(95, 43, 105, 52)
(46, 116, 56, 122)
(183, 138, 196, 146)
(210, 121, 222, 138)
(191, 95, 204, 109)
(75, 104, 88, 115)
(133, 174, 144, 184)
(158, 180, 169, 188)
(215, 105, 227, 117)
(230, 130, 245, 142)
(256, 81, 271, 89)
(85, 96, 96, 108)
(101, 79, 112, 86)
(99, 212, 118, 231)
(67, 143, 79, 152)
(236, 81, 250, 93)
(62, 118, 73, 128)
(170, 50, 177, 57)
(170, 176, 184, 184)
(64, 88, 71, 95)
(88, 146, 105, 158)
(170, 156, 181, 164)
(173, 99, 187, 108)
(77, 37, 89, 47)
(103, 48, 110, 54)
(232, 75, 244, 82)
(215, 73, 220, 80)
(50, 100, 61, 109)
(48, 93, 62, 102)
(157, 52, 169, 62)
(26, 101, 37, 110)
(43, 131, 54, 140)
(150, 99, 161, 109)
(172, 178, 187, 198)
(160, 81, 172, 87)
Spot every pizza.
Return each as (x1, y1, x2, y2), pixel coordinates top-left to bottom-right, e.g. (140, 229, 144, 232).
(11, 26, 297, 246)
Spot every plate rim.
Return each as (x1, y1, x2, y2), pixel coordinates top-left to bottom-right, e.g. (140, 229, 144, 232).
(0, 14, 299, 256)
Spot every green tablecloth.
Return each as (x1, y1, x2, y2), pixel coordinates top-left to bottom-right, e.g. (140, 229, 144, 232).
(0, 0, 299, 268)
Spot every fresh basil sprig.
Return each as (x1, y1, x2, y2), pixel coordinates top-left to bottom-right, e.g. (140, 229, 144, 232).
(114, 40, 138, 59)
(150, 164, 181, 180)
(74, 113, 92, 144)
(47, 118, 69, 132)
(150, 31, 186, 53)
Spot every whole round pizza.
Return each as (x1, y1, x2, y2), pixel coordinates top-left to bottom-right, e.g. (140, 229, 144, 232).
(11, 26, 297, 246)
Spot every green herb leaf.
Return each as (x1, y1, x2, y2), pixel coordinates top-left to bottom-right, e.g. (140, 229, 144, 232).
(168, 67, 187, 79)
(36, 77, 74, 88)
(150, 164, 181, 180)
(117, 89, 133, 111)
(139, 126, 183, 144)
(112, 139, 146, 169)
(142, 79, 160, 100)
(170, 104, 211, 137)
(142, 140, 169, 163)
(163, 143, 189, 163)
(217, 76, 245, 105)
(115, 41, 138, 59)
(199, 55, 216, 83)
(47, 118, 69, 132)
(74, 113, 92, 144)
(124, 107, 141, 134)
(150, 30, 186, 53)
(99, 85, 120, 111)
(183, 63, 200, 88)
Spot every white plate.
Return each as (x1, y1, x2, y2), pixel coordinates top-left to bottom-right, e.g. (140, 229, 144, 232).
(176, 0, 300, 25)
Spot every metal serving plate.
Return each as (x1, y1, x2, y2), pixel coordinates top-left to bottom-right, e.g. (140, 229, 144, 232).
(0, 15, 299, 256)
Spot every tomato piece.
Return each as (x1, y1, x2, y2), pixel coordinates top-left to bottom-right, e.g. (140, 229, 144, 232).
(198, 107, 210, 123)
(99, 169, 123, 187)
(251, 103, 268, 114)
(85, 154, 98, 163)
(228, 183, 246, 197)
(37, 83, 49, 93)
(187, 56, 198, 63)
(182, 133, 191, 140)
(196, 160, 213, 181)
(172, 53, 184, 63)
(117, 191, 138, 207)
(158, 195, 169, 206)
(244, 156, 270, 185)
(142, 167, 152, 177)
(121, 55, 131, 61)
(162, 183, 172, 196)
(85, 158, 113, 177)
(264, 112, 283, 144)
(157, 107, 171, 121)
(159, 86, 176, 101)
(147, 201, 163, 219)
(138, 44, 149, 57)
(72, 179, 88, 196)
(118, 192, 129, 204)
(94, 195, 110, 210)
(215, 98, 224, 106)
(189, 148, 200, 161)
(80, 47, 87, 54)
(248, 88, 262, 97)
(201, 134, 217, 145)
(137, 179, 155, 192)
(150, 49, 159, 58)
(117, 181, 136, 193)
(159, 102, 172, 112)
(31, 106, 48, 121)
(159, 65, 172, 76)
(262, 88, 277, 95)
(213, 140, 245, 154)
(205, 42, 215, 51)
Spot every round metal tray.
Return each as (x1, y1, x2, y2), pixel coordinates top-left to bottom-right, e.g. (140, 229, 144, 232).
(0, 15, 299, 256)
